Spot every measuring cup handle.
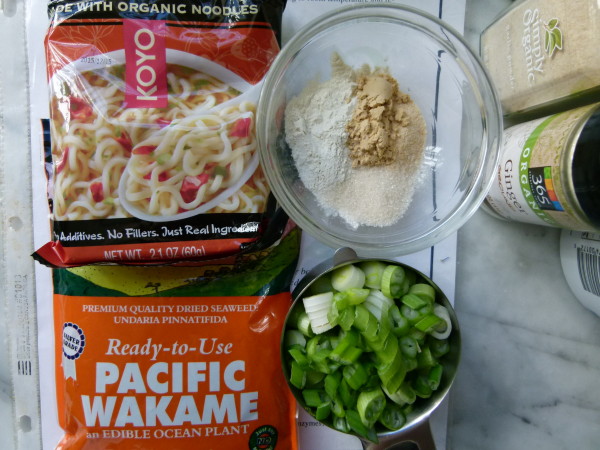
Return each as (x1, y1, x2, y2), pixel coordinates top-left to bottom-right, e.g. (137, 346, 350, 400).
(360, 419, 437, 450)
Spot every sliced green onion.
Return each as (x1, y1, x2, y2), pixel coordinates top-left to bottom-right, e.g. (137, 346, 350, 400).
(303, 292, 335, 335)
(381, 265, 405, 299)
(327, 302, 341, 328)
(339, 346, 363, 365)
(333, 292, 350, 310)
(306, 336, 320, 360)
(328, 334, 352, 363)
(312, 347, 331, 363)
(331, 264, 366, 291)
(430, 304, 452, 340)
(331, 396, 345, 418)
(324, 371, 342, 398)
(416, 345, 436, 369)
(414, 313, 444, 333)
(353, 304, 372, 332)
(338, 305, 355, 331)
(413, 375, 433, 399)
(315, 401, 332, 421)
(408, 283, 435, 304)
(401, 293, 428, 310)
(399, 336, 418, 359)
(404, 357, 418, 372)
(362, 313, 379, 341)
(288, 345, 310, 368)
(383, 381, 416, 405)
(333, 415, 350, 432)
(343, 363, 368, 390)
(284, 260, 455, 443)
(365, 289, 395, 320)
(297, 311, 313, 337)
(338, 378, 357, 408)
(429, 337, 450, 358)
(377, 351, 406, 394)
(357, 387, 386, 427)
(284, 329, 306, 348)
(408, 283, 436, 304)
(289, 361, 306, 389)
(346, 410, 379, 443)
(408, 328, 426, 344)
(345, 288, 370, 305)
(305, 369, 326, 386)
(428, 363, 443, 390)
(303, 292, 333, 313)
(360, 261, 387, 289)
(400, 304, 421, 324)
(378, 403, 406, 430)
(302, 389, 324, 407)
(418, 303, 434, 317)
(375, 336, 399, 365)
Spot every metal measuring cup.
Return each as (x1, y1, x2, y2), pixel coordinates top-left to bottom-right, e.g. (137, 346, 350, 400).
(281, 248, 461, 450)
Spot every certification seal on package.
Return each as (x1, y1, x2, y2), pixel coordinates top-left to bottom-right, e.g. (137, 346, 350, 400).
(62, 322, 86, 380)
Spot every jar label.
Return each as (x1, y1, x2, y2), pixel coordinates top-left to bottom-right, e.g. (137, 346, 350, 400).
(485, 104, 596, 231)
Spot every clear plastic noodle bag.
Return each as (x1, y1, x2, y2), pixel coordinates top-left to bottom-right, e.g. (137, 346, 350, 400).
(34, 0, 288, 267)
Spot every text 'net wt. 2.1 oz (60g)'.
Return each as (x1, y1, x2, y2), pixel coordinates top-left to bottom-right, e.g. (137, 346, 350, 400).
(33, 0, 288, 267)
(52, 228, 300, 449)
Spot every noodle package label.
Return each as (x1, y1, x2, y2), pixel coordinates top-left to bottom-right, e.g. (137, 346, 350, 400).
(52, 229, 300, 449)
(34, 0, 288, 267)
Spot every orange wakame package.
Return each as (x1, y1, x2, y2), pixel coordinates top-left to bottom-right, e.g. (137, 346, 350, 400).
(34, 0, 288, 267)
(52, 229, 300, 449)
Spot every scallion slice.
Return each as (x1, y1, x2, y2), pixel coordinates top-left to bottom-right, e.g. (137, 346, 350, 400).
(357, 387, 386, 427)
(360, 261, 387, 289)
(381, 265, 405, 299)
(331, 264, 366, 292)
(378, 403, 406, 430)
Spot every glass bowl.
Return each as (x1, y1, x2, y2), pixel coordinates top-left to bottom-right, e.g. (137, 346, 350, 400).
(257, 4, 502, 256)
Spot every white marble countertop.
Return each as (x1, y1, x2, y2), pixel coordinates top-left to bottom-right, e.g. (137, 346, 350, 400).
(1, 0, 600, 449)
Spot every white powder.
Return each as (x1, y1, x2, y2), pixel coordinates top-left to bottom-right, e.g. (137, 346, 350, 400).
(284, 53, 356, 192)
(284, 54, 426, 228)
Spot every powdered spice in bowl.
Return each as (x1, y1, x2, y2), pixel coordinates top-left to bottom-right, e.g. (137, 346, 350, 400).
(285, 53, 427, 228)
(257, 4, 502, 256)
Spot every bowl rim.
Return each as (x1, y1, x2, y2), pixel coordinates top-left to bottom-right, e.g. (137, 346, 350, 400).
(257, 3, 503, 256)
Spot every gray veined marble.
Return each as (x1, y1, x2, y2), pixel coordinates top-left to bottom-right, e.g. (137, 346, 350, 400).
(450, 209, 600, 450)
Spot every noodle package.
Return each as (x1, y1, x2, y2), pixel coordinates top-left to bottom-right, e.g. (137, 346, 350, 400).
(34, 0, 287, 267)
(51, 228, 300, 449)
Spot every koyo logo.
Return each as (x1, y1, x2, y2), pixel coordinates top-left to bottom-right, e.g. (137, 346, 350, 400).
(123, 19, 168, 108)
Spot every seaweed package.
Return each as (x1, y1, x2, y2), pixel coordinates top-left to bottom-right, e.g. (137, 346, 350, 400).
(51, 228, 300, 449)
(34, 0, 287, 267)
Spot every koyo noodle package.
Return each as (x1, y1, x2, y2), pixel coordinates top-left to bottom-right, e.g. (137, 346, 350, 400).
(52, 228, 300, 449)
(34, 0, 288, 267)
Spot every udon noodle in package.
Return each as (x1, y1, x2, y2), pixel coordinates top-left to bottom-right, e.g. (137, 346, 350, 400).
(33, 0, 287, 267)
(52, 228, 300, 449)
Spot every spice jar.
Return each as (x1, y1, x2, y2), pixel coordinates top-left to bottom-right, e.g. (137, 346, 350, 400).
(481, 0, 600, 121)
(483, 103, 600, 232)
